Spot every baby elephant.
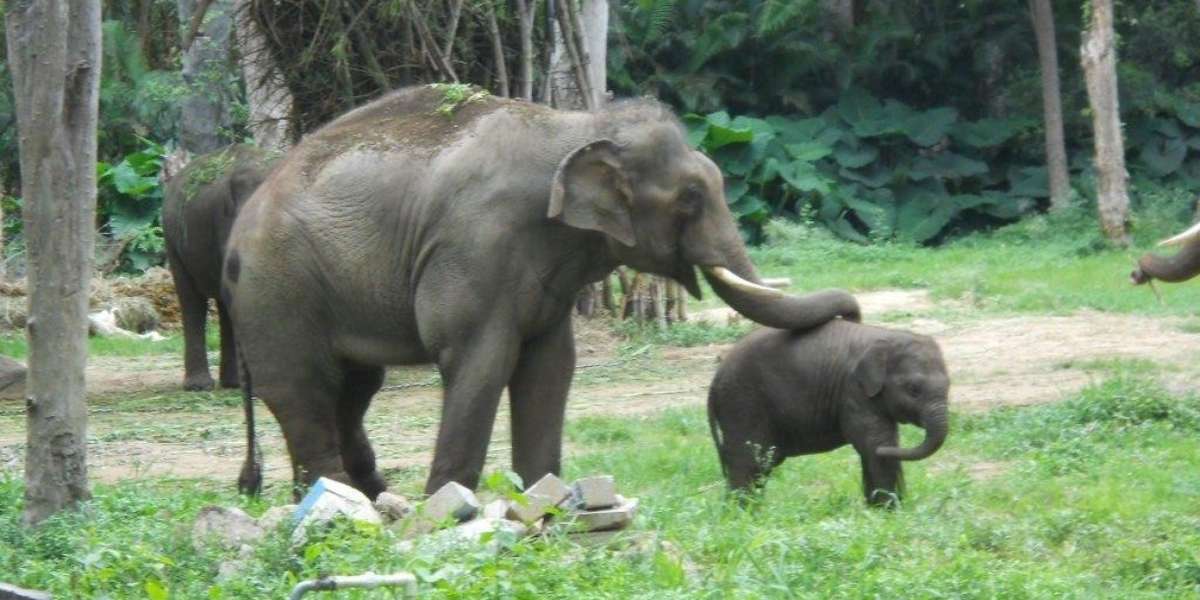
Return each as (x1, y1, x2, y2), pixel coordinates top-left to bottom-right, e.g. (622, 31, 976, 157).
(708, 319, 949, 505)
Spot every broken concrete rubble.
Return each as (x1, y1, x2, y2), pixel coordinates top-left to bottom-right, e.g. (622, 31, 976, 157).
(292, 477, 383, 544)
(571, 475, 618, 510)
(421, 481, 480, 523)
(506, 473, 571, 525)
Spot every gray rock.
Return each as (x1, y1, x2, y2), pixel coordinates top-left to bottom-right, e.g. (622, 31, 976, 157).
(291, 478, 382, 544)
(192, 506, 265, 551)
(571, 475, 618, 510)
(373, 492, 413, 523)
(422, 481, 480, 524)
(257, 504, 298, 531)
(0, 356, 26, 401)
(482, 499, 509, 520)
(569, 496, 638, 532)
(506, 473, 571, 524)
(0, 582, 51, 600)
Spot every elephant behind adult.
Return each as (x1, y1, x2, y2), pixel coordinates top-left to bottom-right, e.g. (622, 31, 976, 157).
(163, 144, 276, 391)
(225, 85, 861, 499)
(1131, 221, 1200, 285)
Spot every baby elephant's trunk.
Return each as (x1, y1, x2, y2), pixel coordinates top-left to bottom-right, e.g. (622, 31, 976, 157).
(876, 403, 948, 461)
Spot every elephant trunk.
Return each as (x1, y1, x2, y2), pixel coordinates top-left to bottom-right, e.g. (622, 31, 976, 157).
(702, 249, 861, 330)
(876, 403, 947, 461)
(1133, 237, 1200, 284)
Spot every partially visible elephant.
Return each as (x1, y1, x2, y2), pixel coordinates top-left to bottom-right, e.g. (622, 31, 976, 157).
(225, 85, 861, 499)
(1131, 222, 1200, 285)
(707, 319, 949, 505)
(163, 144, 276, 391)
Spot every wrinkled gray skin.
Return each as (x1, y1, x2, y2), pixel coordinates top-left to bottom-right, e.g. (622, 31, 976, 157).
(1131, 237, 1200, 285)
(708, 320, 949, 506)
(163, 144, 274, 391)
(225, 86, 861, 499)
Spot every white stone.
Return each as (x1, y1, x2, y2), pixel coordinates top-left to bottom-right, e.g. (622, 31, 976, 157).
(257, 504, 297, 531)
(192, 506, 264, 550)
(571, 475, 618, 510)
(506, 473, 571, 524)
(482, 499, 509, 520)
(373, 492, 413, 523)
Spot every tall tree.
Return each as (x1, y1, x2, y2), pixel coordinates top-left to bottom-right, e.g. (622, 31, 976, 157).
(178, 0, 235, 155)
(1029, 0, 1070, 209)
(235, 0, 293, 151)
(1081, 0, 1130, 245)
(6, 0, 101, 525)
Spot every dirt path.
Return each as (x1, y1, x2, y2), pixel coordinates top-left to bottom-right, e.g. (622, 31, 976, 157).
(3, 289, 1198, 484)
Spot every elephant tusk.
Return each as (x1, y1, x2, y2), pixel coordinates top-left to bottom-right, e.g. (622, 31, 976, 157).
(1158, 221, 1200, 247)
(704, 266, 785, 299)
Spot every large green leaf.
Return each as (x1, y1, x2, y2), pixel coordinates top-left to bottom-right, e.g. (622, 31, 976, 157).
(909, 152, 988, 180)
(1174, 100, 1200, 129)
(776, 159, 833, 194)
(832, 141, 879, 169)
(785, 141, 834, 162)
(839, 186, 896, 234)
(712, 143, 757, 177)
(970, 191, 1035, 220)
(110, 161, 159, 197)
(951, 118, 1021, 148)
(704, 114, 755, 150)
(1140, 135, 1188, 175)
(724, 178, 749, 204)
(766, 116, 827, 143)
(895, 195, 956, 243)
(1007, 166, 1049, 198)
(683, 114, 709, 148)
(839, 165, 892, 188)
(836, 88, 896, 137)
(901, 107, 958, 147)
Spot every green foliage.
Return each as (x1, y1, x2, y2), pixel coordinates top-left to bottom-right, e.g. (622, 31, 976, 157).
(429, 83, 491, 117)
(687, 94, 1038, 243)
(97, 139, 168, 273)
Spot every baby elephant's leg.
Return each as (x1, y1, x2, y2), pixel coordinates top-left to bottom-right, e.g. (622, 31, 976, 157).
(849, 420, 904, 506)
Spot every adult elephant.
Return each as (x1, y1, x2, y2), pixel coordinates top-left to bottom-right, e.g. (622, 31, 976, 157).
(1131, 222, 1200, 284)
(163, 144, 276, 391)
(225, 85, 861, 498)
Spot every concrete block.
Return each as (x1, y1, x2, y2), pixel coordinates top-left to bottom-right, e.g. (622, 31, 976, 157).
(571, 475, 618, 510)
(292, 478, 382, 544)
(570, 496, 638, 532)
(422, 481, 480, 523)
(482, 499, 509, 520)
(506, 474, 571, 524)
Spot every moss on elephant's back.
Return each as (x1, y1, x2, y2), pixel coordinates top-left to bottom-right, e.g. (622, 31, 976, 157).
(296, 85, 511, 173)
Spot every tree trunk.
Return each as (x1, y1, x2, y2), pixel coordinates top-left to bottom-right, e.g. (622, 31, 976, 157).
(1081, 0, 1130, 245)
(6, 0, 101, 526)
(235, 0, 293, 152)
(178, 0, 235, 154)
(515, 0, 535, 101)
(484, 1, 509, 97)
(1030, 0, 1070, 209)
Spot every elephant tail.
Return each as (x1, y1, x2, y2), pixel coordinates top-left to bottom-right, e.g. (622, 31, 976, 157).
(234, 337, 263, 496)
(706, 391, 730, 484)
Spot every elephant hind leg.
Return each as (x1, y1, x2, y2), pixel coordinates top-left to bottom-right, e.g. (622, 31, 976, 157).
(216, 300, 239, 389)
(254, 365, 349, 501)
(336, 363, 387, 499)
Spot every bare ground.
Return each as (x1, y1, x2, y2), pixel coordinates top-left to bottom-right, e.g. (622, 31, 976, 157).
(3, 288, 1199, 486)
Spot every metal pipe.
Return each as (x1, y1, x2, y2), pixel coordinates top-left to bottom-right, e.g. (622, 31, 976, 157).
(288, 572, 417, 600)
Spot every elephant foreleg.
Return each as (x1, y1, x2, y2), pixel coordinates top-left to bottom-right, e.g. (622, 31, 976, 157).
(425, 326, 521, 495)
(508, 316, 575, 487)
(850, 420, 904, 507)
(167, 247, 213, 391)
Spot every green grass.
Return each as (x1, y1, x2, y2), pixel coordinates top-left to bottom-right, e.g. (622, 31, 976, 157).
(0, 327, 218, 360)
(3, 371, 1198, 598)
(740, 198, 1200, 318)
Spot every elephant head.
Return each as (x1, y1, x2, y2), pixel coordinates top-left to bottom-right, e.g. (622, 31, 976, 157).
(1131, 221, 1200, 285)
(851, 334, 950, 460)
(548, 101, 860, 330)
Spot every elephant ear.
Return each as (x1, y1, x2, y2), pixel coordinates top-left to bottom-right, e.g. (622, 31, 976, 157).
(548, 139, 636, 247)
(851, 338, 891, 398)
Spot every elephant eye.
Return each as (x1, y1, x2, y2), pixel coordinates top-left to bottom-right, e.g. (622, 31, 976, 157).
(677, 185, 703, 217)
(905, 381, 923, 396)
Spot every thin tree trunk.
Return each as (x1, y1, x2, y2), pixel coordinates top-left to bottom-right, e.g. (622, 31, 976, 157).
(1081, 0, 1130, 245)
(409, 1, 458, 82)
(515, 0, 535, 101)
(441, 0, 465, 68)
(235, 0, 293, 151)
(1030, 0, 1070, 209)
(178, 0, 235, 154)
(7, 0, 101, 526)
(484, 1, 509, 97)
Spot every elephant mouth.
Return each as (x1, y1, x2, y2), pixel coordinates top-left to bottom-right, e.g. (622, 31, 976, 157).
(674, 264, 703, 299)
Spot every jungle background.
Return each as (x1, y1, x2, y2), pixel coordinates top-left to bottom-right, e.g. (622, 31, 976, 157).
(4, 1, 1200, 597)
